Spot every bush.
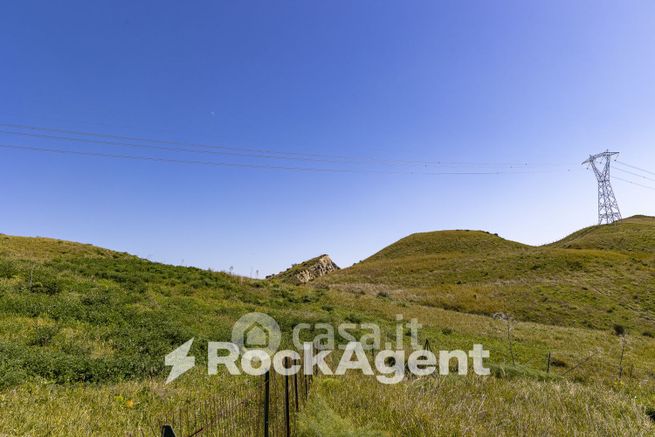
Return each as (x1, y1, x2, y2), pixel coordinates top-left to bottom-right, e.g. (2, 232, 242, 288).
(550, 357, 568, 368)
(646, 407, 655, 423)
(613, 324, 626, 336)
(0, 260, 15, 279)
(0, 361, 28, 389)
(30, 279, 60, 295)
(29, 325, 59, 346)
(345, 313, 362, 324)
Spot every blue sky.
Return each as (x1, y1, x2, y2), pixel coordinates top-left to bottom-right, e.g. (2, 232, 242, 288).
(1, 1, 654, 275)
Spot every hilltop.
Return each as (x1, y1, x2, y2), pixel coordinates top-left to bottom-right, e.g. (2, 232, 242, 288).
(269, 254, 339, 284)
(367, 229, 527, 260)
(551, 215, 655, 253)
(316, 216, 655, 333)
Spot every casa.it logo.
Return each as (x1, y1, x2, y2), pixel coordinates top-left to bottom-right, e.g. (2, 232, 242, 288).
(165, 312, 490, 384)
(231, 312, 281, 354)
(165, 312, 280, 383)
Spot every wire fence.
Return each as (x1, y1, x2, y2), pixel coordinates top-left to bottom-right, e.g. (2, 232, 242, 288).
(132, 336, 653, 436)
(136, 357, 313, 437)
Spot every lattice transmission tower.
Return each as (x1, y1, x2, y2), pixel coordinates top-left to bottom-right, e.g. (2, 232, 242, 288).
(582, 150, 622, 225)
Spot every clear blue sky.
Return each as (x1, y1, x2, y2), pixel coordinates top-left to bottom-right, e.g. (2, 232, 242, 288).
(1, 1, 654, 276)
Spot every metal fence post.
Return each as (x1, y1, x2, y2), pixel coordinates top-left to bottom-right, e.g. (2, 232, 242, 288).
(304, 374, 308, 400)
(546, 352, 551, 374)
(264, 369, 270, 437)
(294, 366, 299, 413)
(161, 424, 176, 437)
(284, 357, 291, 437)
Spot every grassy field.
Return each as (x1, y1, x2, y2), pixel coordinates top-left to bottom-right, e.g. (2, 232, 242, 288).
(299, 375, 654, 436)
(0, 217, 654, 435)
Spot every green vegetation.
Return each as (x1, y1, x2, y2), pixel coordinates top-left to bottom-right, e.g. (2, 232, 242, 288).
(300, 374, 653, 436)
(0, 217, 654, 435)
(0, 235, 337, 388)
(317, 216, 655, 333)
(551, 215, 655, 253)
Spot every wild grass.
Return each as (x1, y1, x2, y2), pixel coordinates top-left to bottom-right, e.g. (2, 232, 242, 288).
(299, 374, 654, 436)
(0, 367, 256, 436)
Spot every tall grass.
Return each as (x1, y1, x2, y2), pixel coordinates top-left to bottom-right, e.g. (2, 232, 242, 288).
(300, 374, 654, 436)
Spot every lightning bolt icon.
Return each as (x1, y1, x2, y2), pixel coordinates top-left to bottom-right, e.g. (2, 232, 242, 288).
(165, 338, 195, 384)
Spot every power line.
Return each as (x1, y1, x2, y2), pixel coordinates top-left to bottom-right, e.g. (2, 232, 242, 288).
(0, 122, 573, 169)
(0, 142, 577, 176)
(0, 128, 561, 170)
(0, 143, 365, 174)
(612, 175, 655, 191)
(615, 160, 655, 177)
(613, 166, 655, 183)
(0, 129, 363, 165)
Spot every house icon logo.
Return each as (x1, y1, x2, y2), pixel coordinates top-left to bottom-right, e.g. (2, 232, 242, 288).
(231, 312, 281, 355)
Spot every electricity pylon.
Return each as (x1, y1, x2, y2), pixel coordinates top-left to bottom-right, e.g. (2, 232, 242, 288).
(582, 150, 622, 225)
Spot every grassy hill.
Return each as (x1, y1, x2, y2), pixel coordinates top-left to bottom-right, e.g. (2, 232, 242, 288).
(0, 235, 335, 389)
(367, 230, 528, 259)
(551, 215, 655, 253)
(316, 216, 655, 334)
(0, 224, 654, 435)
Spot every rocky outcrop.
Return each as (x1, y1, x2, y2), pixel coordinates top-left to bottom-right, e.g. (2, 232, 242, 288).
(271, 254, 340, 284)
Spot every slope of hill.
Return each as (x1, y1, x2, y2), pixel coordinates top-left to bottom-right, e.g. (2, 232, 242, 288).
(0, 230, 654, 435)
(0, 235, 329, 388)
(316, 216, 655, 333)
(551, 215, 655, 253)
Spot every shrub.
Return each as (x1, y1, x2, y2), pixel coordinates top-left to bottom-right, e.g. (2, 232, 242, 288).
(29, 325, 59, 346)
(345, 313, 362, 324)
(30, 279, 60, 295)
(550, 357, 568, 368)
(0, 260, 15, 279)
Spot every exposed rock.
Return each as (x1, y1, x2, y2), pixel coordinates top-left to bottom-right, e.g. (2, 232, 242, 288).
(272, 254, 340, 284)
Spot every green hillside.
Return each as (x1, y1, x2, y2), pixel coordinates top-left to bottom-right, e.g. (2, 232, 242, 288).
(551, 215, 655, 253)
(0, 227, 654, 435)
(317, 216, 655, 333)
(368, 230, 527, 260)
(0, 235, 342, 389)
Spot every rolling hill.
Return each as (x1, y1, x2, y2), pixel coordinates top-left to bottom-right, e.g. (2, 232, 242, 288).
(316, 216, 655, 334)
(550, 215, 655, 253)
(0, 219, 654, 435)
